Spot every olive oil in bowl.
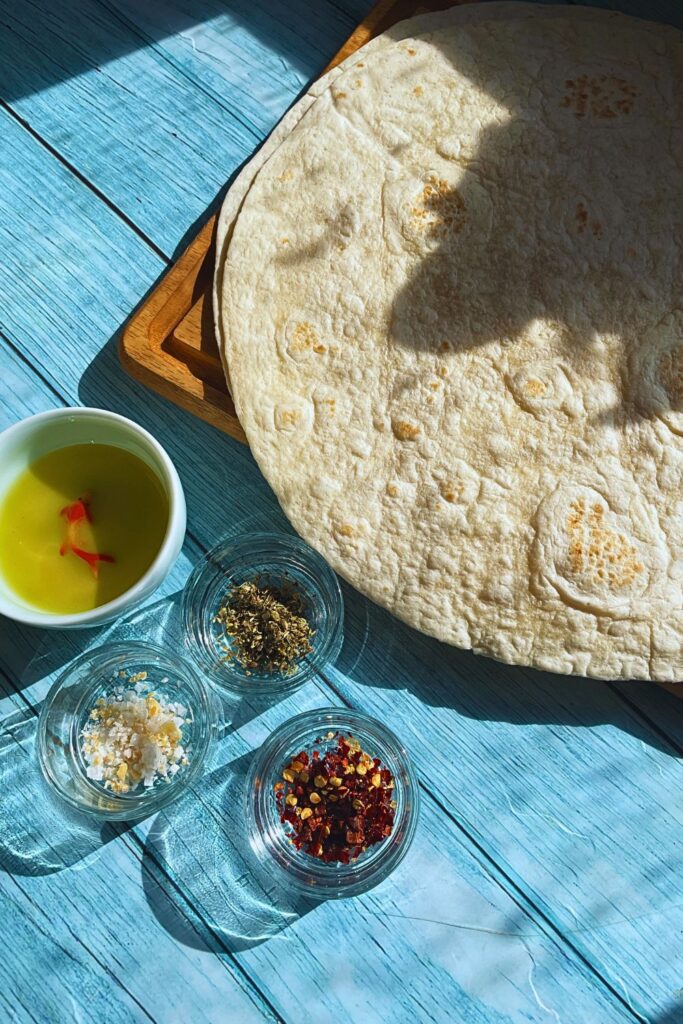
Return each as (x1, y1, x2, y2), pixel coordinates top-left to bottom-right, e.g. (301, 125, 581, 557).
(0, 444, 169, 614)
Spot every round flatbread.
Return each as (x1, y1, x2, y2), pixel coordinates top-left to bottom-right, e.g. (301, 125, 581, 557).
(218, 3, 683, 680)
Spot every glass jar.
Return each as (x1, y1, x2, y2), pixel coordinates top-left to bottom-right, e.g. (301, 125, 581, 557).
(36, 641, 219, 820)
(182, 533, 344, 698)
(246, 707, 420, 899)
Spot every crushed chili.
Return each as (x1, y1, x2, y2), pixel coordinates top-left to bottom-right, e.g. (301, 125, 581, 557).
(275, 732, 396, 863)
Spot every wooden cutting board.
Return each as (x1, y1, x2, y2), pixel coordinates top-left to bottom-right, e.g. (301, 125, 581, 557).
(119, 0, 457, 443)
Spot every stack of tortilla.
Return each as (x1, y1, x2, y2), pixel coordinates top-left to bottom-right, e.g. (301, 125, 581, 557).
(214, 3, 683, 681)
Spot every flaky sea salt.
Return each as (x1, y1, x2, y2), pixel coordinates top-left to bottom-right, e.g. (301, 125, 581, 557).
(80, 687, 190, 794)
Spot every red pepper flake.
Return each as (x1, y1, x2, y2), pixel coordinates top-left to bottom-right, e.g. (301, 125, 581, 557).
(59, 494, 115, 578)
(275, 733, 396, 863)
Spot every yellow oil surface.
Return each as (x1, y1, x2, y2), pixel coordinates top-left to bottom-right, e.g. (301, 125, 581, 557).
(0, 443, 169, 613)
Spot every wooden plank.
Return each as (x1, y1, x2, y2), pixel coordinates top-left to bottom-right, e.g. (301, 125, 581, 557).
(119, 216, 246, 440)
(106, 0, 374, 116)
(3, 666, 632, 1024)
(0, 555, 632, 1022)
(0, 0, 374, 257)
(610, 679, 683, 744)
(144, 701, 633, 1024)
(0, 575, 632, 1021)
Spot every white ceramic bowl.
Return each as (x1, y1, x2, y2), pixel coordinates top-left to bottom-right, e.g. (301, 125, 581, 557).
(0, 408, 186, 629)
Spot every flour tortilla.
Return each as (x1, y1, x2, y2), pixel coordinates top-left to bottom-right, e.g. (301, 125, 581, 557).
(218, 4, 683, 680)
(213, 1, 533, 380)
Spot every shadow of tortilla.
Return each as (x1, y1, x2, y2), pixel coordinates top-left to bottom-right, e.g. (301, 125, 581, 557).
(328, 577, 683, 759)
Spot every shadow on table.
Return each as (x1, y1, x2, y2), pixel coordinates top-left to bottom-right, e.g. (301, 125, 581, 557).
(330, 580, 683, 760)
(142, 751, 319, 952)
(0, 703, 129, 875)
(1, 587, 179, 695)
(651, 1005, 683, 1024)
(0, 617, 102, 694)
(76, 253, 286, 532)
(0, 0, 365, 103)
(3, 582, 286, 732)
(0, 593, 193, 876)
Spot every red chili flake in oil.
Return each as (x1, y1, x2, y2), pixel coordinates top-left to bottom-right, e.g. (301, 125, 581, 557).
(275, 732, 396, 863)
(59, 495, 115, 578)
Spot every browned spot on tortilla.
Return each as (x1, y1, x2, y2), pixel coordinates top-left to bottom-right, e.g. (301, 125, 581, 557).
(392, 418, 421, 441)
(279, 410, 301, 427)
(525, 378, 547, 397)
(562, 74, 637, 119)
(290, 321, 319, 353)
(566, 498, 643, 588)
(412, 176, 466, 239)
(316, 397, 336, 422)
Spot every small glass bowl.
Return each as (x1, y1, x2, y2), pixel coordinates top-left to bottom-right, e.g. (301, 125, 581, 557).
(246, 708, 420, 899)
(182, 533, 344, 698)
(36, 641, 219, 820)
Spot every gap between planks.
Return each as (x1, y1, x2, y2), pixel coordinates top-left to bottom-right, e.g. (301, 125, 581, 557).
(0, 99, 170, 263)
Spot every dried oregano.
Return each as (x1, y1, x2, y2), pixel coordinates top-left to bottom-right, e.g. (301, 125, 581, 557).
(215, 577, 314, 675)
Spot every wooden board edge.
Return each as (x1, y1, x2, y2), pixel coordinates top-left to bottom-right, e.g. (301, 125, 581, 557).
(324, 0, 407, 71)
(121, 347, 246, 442)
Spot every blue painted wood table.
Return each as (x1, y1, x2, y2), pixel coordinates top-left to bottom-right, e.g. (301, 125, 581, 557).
(1, 2, 683, 1021)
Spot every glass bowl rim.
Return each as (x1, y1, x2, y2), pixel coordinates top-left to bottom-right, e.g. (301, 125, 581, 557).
(36, 639, 218, 820)
(245, 706, 420, 899)
(181, 531, 344, 697)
